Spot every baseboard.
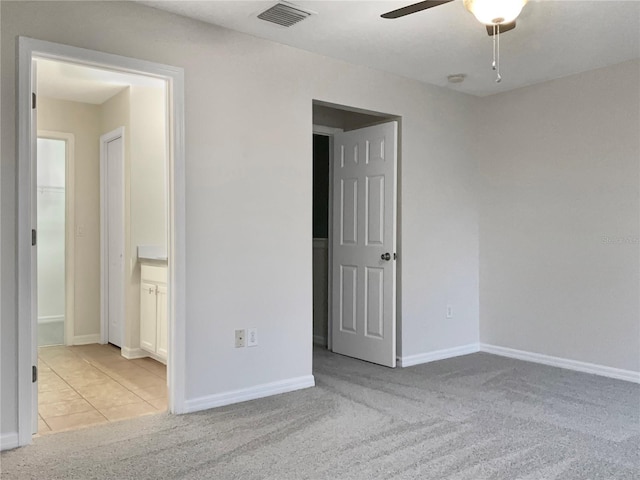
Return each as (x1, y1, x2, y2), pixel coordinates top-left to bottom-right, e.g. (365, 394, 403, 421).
(1, 432, 19, 451)
(121, 347, 149, 360)
(313, 334, 327, 346)
(480, 344, 640, 384)
(398, 343, 480, 368)
(184, 375, 315, 413)
(72, 334, 100, 345)
(38, 315, 64, 324)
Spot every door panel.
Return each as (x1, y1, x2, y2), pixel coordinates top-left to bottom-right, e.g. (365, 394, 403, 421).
(331, 121, 397, 367)
(106, 136, 124, 347)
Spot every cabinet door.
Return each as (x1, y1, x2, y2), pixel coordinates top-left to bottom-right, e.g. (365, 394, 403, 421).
(156, 285, 168, 361)
(140, 282, 158, 353)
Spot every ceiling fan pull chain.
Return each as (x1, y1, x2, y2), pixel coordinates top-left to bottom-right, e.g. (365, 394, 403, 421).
(492, 24, 497, 70)
(493, 24, 502, 83)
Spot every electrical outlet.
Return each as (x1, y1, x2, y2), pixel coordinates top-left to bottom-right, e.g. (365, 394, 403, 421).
(446, 305, 453, 319)
(247, 328, 258, 347)
(235, 329, 246, 348)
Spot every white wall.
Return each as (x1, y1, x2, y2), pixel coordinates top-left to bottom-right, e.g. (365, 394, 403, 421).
(478, 60, 640, 372)
(37, 97, 102, 338)
(1, 1, 480, 439)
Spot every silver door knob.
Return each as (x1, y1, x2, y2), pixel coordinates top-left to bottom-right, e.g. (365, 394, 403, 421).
(381, 252, 391, 261)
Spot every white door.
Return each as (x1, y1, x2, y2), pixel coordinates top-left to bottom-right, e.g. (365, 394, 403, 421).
(331, 121, 398, 367)
(102, 131, 125, 347)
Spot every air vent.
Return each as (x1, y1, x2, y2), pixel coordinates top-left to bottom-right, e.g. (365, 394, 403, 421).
(257, 2, 313, 27)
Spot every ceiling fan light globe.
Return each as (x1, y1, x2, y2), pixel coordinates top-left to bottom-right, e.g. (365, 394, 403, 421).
(463, 0, 527, 25)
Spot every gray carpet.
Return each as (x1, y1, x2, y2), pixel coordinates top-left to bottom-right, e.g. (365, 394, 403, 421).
(1, 350, 639, 479)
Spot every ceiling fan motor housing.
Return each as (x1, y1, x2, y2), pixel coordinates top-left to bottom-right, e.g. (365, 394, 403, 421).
(463, 0, 528, 25)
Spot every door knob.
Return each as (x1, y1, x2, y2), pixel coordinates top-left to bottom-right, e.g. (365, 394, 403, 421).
(381, 252, 391, 261)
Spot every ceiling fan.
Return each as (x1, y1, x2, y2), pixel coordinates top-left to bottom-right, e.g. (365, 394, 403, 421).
(381, 1, 529, 82)
(381, 0, 527, 35)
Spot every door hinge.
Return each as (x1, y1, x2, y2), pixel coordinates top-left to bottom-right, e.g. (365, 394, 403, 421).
(32, 229, 37, 246)
(32, 92, 36, 109)
(32, 365, 38, 383)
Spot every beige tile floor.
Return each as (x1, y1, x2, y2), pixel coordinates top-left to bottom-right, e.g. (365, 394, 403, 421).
(37, 344, 167, 435)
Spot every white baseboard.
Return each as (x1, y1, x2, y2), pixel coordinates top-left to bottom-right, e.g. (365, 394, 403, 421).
(121, 347, 149, 360)
(38, 315, 64, 324)
(313, 334, 327, 346)
(1, 432, 19, 451)
(398, 343, 480, 368)
(121, 347, 166, 365)
(480, 344, 640, 384)
(184, 375, 315, 413)
(72, 334, 100, 345)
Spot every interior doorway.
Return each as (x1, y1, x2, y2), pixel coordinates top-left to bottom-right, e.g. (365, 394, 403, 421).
(17, 38, 186, 447)
(312, 101, 401, 368)
(33, 59, 170, 434)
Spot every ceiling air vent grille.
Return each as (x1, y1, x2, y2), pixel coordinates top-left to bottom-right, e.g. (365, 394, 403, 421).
(257, 2, 313, 27)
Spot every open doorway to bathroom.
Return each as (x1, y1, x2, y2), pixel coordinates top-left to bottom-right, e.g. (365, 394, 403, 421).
(34, 57, 170, 434)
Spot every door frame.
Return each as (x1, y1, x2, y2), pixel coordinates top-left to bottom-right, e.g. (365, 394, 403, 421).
(100, 127, 126, 347)
(17, 37, 187, 447)
(37, 130, 75, 346)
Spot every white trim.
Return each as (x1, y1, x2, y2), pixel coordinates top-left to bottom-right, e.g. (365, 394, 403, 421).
(17, 37, 187, 447)
(313, 334, 327, 346)
(398, 343, 480, 367)
(480, 344, 640, 384)
(121, 346, 149, 360)
(100, 127, 126, 347)
(37, 315, 64, 324)
(1, 433, 20, 452)
(38, 130, 75, 346)
(72, 334, 101, 346)
(313, 124, 343, 136)
(184, 375, 316, 413)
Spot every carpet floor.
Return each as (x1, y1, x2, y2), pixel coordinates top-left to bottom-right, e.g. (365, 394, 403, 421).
(1, 349, 639, 479)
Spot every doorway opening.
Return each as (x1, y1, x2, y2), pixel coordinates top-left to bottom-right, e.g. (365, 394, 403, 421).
(34, 58, 169, 434)
(17, 38, 186, 446)
(312, 101, 401, 369)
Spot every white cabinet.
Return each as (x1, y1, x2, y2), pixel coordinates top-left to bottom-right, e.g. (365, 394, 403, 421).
(140, 264, 167, 363)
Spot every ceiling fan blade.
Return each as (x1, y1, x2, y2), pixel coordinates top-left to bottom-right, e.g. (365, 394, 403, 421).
(485, 21, 516, 36)
(381, 1, 455, 19)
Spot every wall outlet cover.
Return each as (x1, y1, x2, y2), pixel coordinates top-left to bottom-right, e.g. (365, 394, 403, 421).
(235, 329, 246, 348)
(247, 328, 258, 347)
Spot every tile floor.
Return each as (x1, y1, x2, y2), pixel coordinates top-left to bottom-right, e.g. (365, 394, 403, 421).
(37, 344, 167, 434)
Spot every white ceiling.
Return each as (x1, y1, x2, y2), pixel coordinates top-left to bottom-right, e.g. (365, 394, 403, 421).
(141, 0, 640, 96)
(36, 59, 164, 104)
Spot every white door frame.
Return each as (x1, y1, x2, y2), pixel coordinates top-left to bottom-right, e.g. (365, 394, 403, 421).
(37, 130, 75, 346)
(100, 127, 126, 346)
(17, 37, 187, 447)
